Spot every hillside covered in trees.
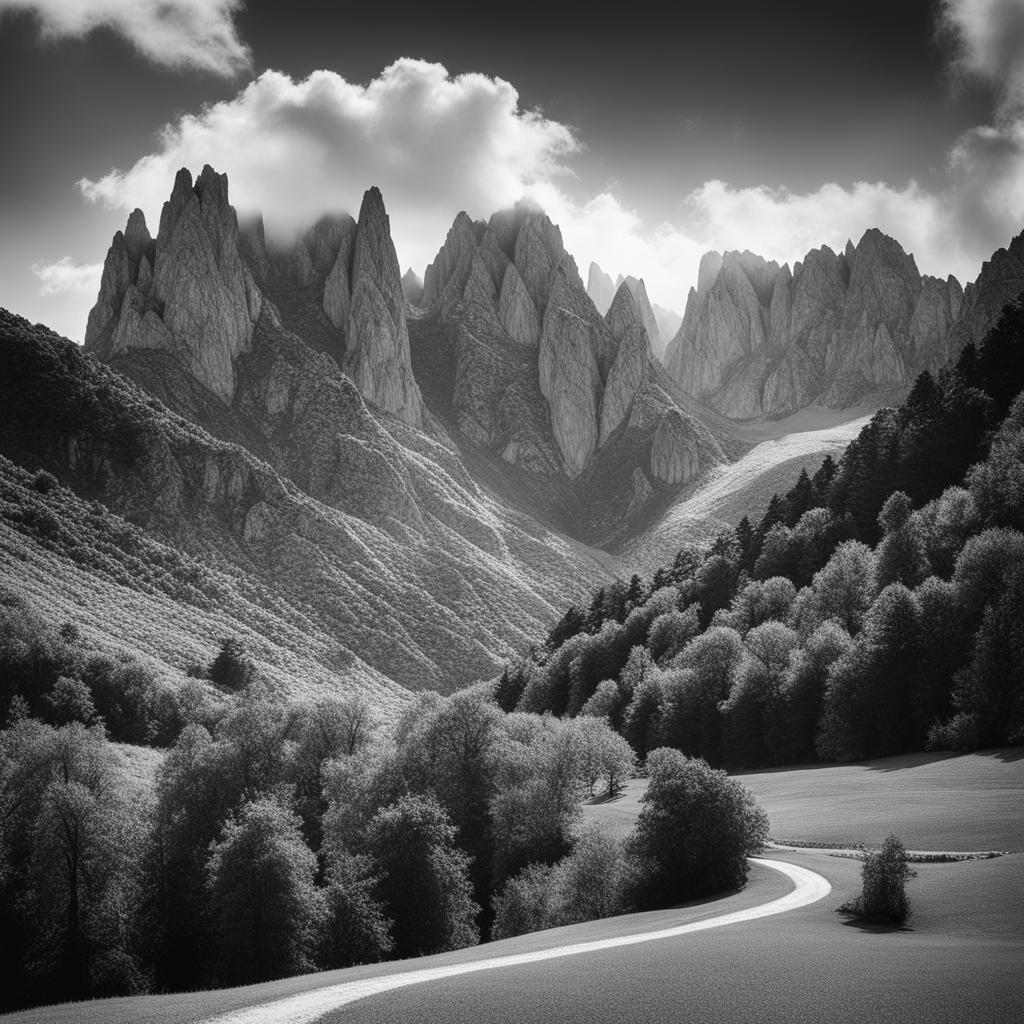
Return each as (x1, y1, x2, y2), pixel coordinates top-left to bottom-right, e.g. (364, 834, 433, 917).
(498, 295, 1024, 767)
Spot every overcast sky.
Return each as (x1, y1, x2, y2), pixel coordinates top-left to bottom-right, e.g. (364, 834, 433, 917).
(1, 0, 1022, 340)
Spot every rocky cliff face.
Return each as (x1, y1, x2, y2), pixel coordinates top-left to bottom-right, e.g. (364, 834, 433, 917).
(950, 230, 1024, 350)
(664, 230, 966, 419)
(343, 188, 424, 427)
(617, 275, 664, 357)
(586, 263, 675, 358)
(587, 262, 615, 315)
(420, 208, 726, 534)
(85, 166, 262, 402)
(90, 168, 423, 427)
(402, 268, 424, 306)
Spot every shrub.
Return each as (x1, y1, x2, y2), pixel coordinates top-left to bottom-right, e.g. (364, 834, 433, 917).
(491, 863, 556, 940)
(625, 749, 769, 909)
(840, 834, 915, 925)
(31, 470, 57, 495)
(43, 676, 96, 725)
(208, 638, 256, 691)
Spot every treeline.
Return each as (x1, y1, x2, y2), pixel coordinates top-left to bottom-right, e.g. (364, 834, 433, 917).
(502, 296, 1024, 765)
(0, 594, 250, 746)
(0, 653, 767, 1011)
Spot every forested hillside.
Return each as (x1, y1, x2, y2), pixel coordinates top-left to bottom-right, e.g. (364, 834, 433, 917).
(499, 295, 1024, 766)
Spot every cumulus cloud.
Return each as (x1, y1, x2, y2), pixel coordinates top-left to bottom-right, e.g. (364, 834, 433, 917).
(73, 6, 1024, 321)
(32, 257, 103, 296)
(0, 0, 251, 76)
(78, 59, 577, 279)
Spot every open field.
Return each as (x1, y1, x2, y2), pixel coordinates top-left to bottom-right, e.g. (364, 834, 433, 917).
(583, 749, 1024, 851)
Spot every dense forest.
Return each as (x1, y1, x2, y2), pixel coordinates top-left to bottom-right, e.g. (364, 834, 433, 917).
(0, 613, 766, 1010)
(499, 295, 1024, 767)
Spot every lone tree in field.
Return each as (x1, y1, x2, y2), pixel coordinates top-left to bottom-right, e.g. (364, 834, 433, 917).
(625, 748, 769, 909)
(841, 833, 915, 925)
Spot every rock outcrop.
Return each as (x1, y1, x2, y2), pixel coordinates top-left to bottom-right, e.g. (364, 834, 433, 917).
(949, 230, 1024, 350)
(85, 166, 262, 402)
(421, 205, 725, 511)
(402, 268, 424, 306)
(600, 284, 652, 443)
(587, 262, 677, 358)
(618, 275, 664, 357)
(343, 188, 423, 427)
(587, 262, 616, 315)
(665, 230, 966, 419)
(539, 269, 604, 476)
(89, 169, 424, 427)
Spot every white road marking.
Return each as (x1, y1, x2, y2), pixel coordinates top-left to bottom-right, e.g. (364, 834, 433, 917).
(206, 858, 831, 1024)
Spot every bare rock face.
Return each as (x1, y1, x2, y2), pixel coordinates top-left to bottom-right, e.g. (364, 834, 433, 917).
(342, 188, 424, 428)
(587, 262, 616, 315)
(665, 229, 968, 419)
(421, 212, 481, 312)
(619, 275, 664, 356)
(314, 217, 358, 329)
(651, 408, 700, 484)
(667, 251, 773, 406)
(401, 268, 424, 306)
(421, 202, 724, 496)
(85, 208, 155, 357)
(651, 302, 682, 356)
(85, 166, 261, 402)
(600, 284, 653, 443)
(539, 268, 603, 477)
(950, 231, 1024, 350)
(497, 262, 540, 348)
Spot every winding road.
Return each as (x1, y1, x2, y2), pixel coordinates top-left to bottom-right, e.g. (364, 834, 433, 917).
(207, 858, 830, 1024)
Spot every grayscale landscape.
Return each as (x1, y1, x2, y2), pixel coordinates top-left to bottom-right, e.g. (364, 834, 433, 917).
(0, 1, 1021, 1021)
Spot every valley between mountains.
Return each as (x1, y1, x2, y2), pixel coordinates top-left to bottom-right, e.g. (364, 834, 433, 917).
(3, 159, 1024, 1019)
(3, 164, 1022, 707)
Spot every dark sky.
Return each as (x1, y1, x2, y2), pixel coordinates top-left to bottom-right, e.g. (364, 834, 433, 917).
(0, 0, 1013, 339)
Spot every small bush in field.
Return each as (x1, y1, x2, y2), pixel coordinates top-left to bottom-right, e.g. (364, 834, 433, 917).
(840, 833, 915, 925)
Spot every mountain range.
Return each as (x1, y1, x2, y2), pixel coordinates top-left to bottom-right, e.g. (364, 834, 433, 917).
(661, 230, 1024, 419)
(2, 163, 1023, 707)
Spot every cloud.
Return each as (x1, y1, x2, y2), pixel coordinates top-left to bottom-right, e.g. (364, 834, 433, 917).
(74, 9, 1024, 322)
(940, 0, 1024, 116)
(32, 257, 103, 296)
(0, 0, 251, 76)
(78, 60, 578, 279)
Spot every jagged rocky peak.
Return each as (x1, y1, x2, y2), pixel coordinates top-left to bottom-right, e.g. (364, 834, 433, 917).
(538, 266, 603, 477)
(85, 164, 262, 402)
(950, 229, 1024, 350)
(587, 261, 616, 315)
(84, 208, 155, 355)
(402, 268, 424, 306)
(696, 250, 724, 296)
(422, 200, 575, 321)
(343, 186, 424, 428)
(664, 226, 972, 419)
(618, 275, 663, 353)
(421, 211, 482, 310)
(600, 283, 654, 444)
